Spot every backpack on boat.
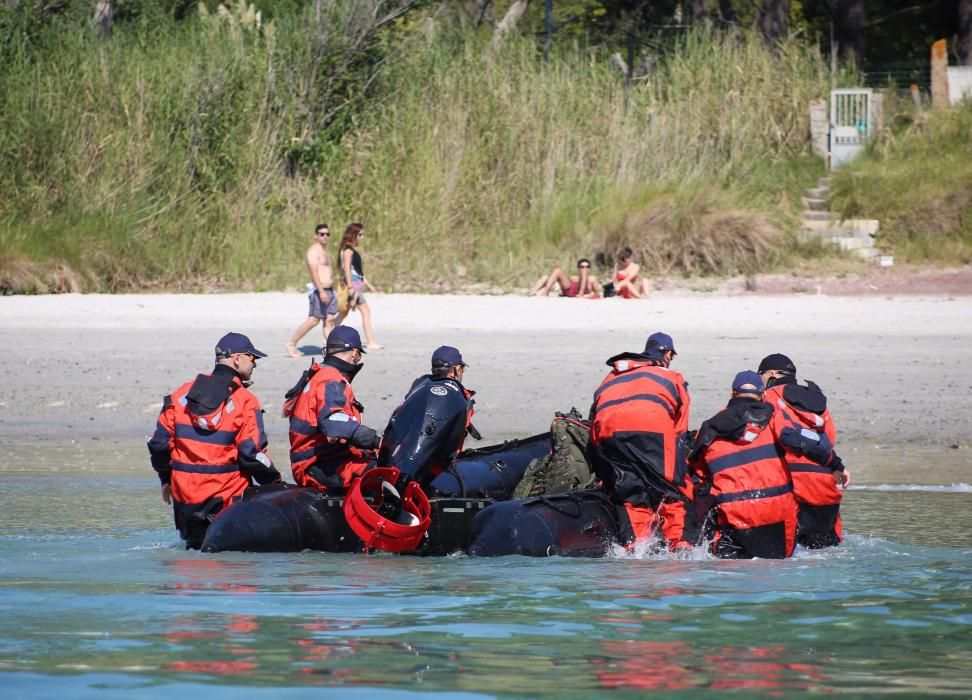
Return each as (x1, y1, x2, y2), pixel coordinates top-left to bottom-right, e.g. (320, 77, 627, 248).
(513, 408, 596, 498)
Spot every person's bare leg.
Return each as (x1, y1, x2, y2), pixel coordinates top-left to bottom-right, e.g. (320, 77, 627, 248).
(532, 275, 550, 295)
(534, 269, 560, 296)
(552, 269, 574, 294)
(641, 279, 651, 298)
(616, 279, 640, 298)
(358, 301, 383, 349)
(323, 314, 337, 341)
(287, 317, 320, 357)
(536, 268, 572, 296)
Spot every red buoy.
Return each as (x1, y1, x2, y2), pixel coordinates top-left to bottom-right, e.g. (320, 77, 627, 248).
(343, 467, 432, 552)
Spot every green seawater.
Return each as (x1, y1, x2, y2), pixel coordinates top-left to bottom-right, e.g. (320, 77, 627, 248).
(0, 476, 970, 698)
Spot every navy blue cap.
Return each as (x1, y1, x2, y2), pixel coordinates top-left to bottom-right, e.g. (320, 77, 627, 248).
(325, 326, 365, 354)
(758, 353, 796, 374)
(732, 370, 765, 394)
(431, 345, 467, 368)
(215, 332, 267, 360)
(645, 331, 677, 355)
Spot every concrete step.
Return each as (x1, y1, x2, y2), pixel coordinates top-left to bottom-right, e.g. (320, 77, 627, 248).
(817, 176, 831, 188)
(802, 197, 829, 211)
(804, 186, 829, 199)
(854, 246, 880, 259)
(840, 218, 880, 238)
(797, 227, 852, 242)
(799, 218, 843, 231)
(802, 210, 839, 222)
(823, 236, 869, 251)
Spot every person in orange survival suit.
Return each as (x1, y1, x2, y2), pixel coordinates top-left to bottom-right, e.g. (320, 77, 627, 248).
(688, 371, 799, 559)
(148, 332, 282, 549)
(588, 331, 695, 550)
(284, 325, 381, 492)
(758, 353, 850, 549)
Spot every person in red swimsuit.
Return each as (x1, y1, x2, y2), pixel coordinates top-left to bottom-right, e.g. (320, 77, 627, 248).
(612, 247, 651, 299)
(533, 258, 601, 298)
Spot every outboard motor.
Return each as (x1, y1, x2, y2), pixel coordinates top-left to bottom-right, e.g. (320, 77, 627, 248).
(344, 375, 472, 552)
(378, 376, 472, 486)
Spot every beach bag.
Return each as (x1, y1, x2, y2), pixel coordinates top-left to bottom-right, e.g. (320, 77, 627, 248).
(513, 408, 596, 498)
(602, 282, 616, 298)
(335, 279, 350, 314)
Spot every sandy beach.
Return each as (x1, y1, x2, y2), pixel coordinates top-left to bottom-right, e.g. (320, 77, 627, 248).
(1, 290, 970, 483)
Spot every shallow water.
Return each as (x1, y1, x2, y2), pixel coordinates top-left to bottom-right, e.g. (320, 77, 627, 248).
(1, 475, 970, 698)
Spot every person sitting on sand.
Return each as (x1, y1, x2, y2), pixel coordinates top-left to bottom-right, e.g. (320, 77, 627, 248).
(533, 258, 601, 298)
(612, 247, 651, 299)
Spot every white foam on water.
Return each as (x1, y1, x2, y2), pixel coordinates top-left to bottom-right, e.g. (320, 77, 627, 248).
(850, 483, 971, 493)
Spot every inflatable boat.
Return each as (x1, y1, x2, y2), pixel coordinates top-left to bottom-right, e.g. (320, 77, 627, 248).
(200, 376, 640, 557)
(200, 432, 551, 554)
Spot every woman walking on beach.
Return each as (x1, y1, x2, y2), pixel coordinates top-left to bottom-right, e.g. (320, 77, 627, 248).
(337, 223, 383, 350)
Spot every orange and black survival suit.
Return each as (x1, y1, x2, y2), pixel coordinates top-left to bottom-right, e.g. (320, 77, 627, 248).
(148, 336, 281, 549)
(689, 372, 799, 559)
(284, 334, 380, 492)
(588, 333, 694, 549)
(760, 353, 846, 549)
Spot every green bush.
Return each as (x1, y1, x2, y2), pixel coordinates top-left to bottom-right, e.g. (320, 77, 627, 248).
(830, 103, 972, 264)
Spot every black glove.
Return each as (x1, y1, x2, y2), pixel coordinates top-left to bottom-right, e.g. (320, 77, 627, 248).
(779, 427, 833, 465)
(351, 424, 381, 450)
(828, 452, 846, 473)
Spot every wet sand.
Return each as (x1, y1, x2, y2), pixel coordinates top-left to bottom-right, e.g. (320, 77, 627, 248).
(1, 291, 970, 483)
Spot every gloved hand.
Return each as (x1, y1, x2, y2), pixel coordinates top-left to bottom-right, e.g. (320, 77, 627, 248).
(351, 424, 381, 450)
(779, 427, 833, 465)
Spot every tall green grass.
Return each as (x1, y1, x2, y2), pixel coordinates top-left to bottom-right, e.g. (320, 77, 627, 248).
(0, 10, 841, 293)
(829, 103, 972, 264)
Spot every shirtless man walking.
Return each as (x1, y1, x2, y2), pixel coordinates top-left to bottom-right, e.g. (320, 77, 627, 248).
(286, 223, 338, 358)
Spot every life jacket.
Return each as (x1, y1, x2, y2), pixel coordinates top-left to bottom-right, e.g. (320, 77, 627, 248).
(588, 353, 691, 509)
(690, 398, 797, 559)
(378, 374, 475, 486)
(284, 358, 374, 492)
(765, 380, 843, 541)
(148, 365, 277, 546)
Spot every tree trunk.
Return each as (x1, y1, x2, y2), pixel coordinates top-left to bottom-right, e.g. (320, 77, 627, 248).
(93, 0, 114, 38)
(692, 0, 709, 23)
(959, 0, 972, 65)
(758, 0, 790, 44)
(834, 0, 866, 68)
(492, 0, 529, 50)
(718, 0, 736, 25)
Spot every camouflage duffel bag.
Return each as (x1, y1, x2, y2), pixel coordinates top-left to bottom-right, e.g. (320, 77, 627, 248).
(513, 408, 596, 498)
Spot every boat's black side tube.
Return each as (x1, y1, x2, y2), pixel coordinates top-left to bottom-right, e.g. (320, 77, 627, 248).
(466, 490, 623, 557)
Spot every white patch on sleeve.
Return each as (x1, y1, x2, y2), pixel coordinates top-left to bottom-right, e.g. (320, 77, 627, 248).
(743, 430, 758, 443)
(255, 452, 272, 468)
(327, 412, 351, 422)
(800, 428, 820, 441)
